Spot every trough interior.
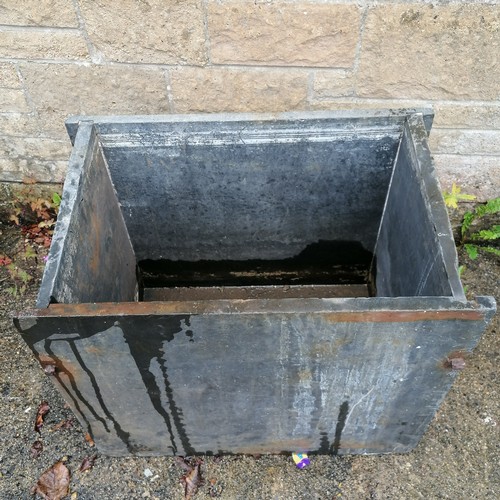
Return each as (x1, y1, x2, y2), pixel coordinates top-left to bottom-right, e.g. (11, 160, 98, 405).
(42, 115, 454, 305)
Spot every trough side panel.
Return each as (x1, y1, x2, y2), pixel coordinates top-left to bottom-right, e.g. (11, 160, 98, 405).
(407, 114, 465, 301)
(374, 120, 452, 298)
(36, 122, 94, 308)
(50, 132, 137, 304)
(14, 305, 492, 456)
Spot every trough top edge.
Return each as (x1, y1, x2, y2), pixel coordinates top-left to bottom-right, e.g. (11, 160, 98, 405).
(64, 108, 434, 127)
(13, 294, 496, 321)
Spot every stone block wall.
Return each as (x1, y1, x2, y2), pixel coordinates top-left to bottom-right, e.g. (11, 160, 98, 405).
(0, 0, 498, 198)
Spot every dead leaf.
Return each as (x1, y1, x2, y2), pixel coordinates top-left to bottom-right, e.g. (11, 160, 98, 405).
(31, 461, 70, 500)
(52, 419, 74, 431)
(30, 440, 43, 458)
(176, 457, 204, 499)
(0, 254, 13, 266)
(79, 454, 97, 473)
(34, 401, 50, 433)
(84, 433, 95, 447)
(182, 464, 202, 500)
(9, 213, 20, 225)
(175, 456, 194, 472)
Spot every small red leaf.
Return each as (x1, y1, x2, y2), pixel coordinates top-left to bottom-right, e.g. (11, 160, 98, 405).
(79, 454, 97, 472)
(0, 254, 13, 266)
(31, 461, 70, 500)
(34, 401, 50, 433)
(30, 440, 43, 458)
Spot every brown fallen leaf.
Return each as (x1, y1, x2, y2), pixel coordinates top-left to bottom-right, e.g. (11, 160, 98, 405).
(174, 456, 193, 472)
(30, 440, 43, 459)
(79, 454, 97, 473)
(84, 432, 95, 447)
(52, 419, 74, 431)
(31, 461, 70, 500)
(182, 463, 202, 500)
(34, 401, 50, 433)
(176, 457, 204, 500)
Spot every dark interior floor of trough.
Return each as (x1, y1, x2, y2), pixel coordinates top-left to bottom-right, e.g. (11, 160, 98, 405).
(0, 184, 498, 499)
(138, 240, 374, 288)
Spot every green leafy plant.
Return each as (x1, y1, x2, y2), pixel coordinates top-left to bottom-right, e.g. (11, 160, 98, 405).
(457, 265, 468, 294)
(0, 246, 38, 297)
(443, 183, 476, 209)
(460, 197, 500, 260)
(5, 262, 32, 297)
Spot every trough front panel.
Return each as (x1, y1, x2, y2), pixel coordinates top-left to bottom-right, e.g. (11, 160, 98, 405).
(97, 119, 401, 261)
(17, 305, 491, 456)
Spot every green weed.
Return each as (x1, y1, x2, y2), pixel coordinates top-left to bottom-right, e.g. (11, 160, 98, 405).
(443, 183, 476, 210)
(460, 197, 500, 260)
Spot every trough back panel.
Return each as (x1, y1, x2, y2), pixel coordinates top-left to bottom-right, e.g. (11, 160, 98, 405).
(96, 118, 402, 261)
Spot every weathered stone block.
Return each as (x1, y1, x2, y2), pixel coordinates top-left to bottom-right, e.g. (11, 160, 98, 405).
(359, 4, 500, 100)
(0, 157, 67, 183)
(435, 155, 500, 201)
(429, 129, 500, 156)
(434, 104, 500, 129)
(79, 0, 207, 64)
(0, 29, 90, 61)
(0, 137, 71, 162)
(208, 2, 360, 67)
(0, 63, 20, 88)
(312, 70, 356, 99)
(170, 67, 308, 113)
(309, 98, 424, 112)
(0, 88, 30, 112)
(0, 135, 70, 182)
(35, 111, 71, 140)
(0, 0, 78, 27)
(19, 63, 170, 116)
(0, 113, 40, 137)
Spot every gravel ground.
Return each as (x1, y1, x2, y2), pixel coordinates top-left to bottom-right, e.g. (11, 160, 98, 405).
(0, 185, 498, 499)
